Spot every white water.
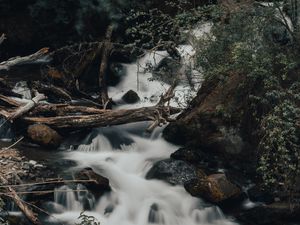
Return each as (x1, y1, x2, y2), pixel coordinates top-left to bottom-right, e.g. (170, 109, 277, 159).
(45, 26, 237, 225)
(47, 126, 237, 225)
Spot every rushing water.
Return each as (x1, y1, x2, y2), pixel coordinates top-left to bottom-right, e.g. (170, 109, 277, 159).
(42, 39, 238, 225)
(46, 124, 237, 225)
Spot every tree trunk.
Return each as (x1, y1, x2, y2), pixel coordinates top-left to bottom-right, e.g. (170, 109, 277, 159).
(98, 25, 114, 108)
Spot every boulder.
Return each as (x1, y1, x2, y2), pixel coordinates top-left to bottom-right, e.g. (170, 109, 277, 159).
(185, 173, 242, 203)
(122, 90, 140, 104)
(163, 71, 255, 170)
(153, 57, 181, 84)
(27, 124, 62, 148)
(146, 159, 201, 185)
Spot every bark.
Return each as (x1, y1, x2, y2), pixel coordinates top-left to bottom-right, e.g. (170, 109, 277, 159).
(0, 176, 41, 225)
(0, 48, 50, 71)
(31, 104, 107, 116)
(98, 25, 114, 107)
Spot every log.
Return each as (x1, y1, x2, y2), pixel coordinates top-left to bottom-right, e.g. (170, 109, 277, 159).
(7, 93, 46, 121)
(31, 104, 107, 116)
(32, 82, 72, 102)
(98, 25, 114, 108)
(0, 94, 22, 107)
(22, 105, 180, 129)
(23, 85, 181, 129)
(0, 176, 41, 225)
(0, 48, 50, 71)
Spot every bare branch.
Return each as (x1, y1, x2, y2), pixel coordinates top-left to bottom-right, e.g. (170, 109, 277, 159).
(0, 48, 50, 71)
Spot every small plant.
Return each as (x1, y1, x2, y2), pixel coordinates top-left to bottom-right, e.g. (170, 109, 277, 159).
(76, 212, 100, 225)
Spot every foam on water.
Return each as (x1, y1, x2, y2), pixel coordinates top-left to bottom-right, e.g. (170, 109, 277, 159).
(47, 128, 238, 225)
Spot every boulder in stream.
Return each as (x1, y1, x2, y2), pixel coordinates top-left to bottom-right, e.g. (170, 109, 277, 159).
(185, 173, 242, 203)
(146, 159, 199, 185)
(122, 90, 140, 104)
(75, 167, 111, 198)
(27, 124, 62, 148)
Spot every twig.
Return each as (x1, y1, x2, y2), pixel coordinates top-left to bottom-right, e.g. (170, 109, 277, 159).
(0, 48, 50, 71)
(0, 179, 97, 188)
(3, 136, 24, 150)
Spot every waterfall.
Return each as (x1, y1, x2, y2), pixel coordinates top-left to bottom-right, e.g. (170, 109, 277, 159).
(44, 25, 238, 225)
(46, 129, 238, 225)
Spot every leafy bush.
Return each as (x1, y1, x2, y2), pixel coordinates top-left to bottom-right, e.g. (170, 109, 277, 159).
(195, 3, 300, 199)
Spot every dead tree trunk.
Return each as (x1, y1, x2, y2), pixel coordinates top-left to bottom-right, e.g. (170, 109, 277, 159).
(22, 105, 180, 129)
(98, 25, 114, 108)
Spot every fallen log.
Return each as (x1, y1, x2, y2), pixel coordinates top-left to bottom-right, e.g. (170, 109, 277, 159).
(0, 94, 22, 107)
(31, 104, 106, 116)
(23, 85, 180, 129)
(32, 82, 72, 102)
(6, 93, 46, 121)
(0, 175, 41, 225)
(22, 105, 180, 129)
(0, 48, 50, 71)
(98, 25, 114, 108)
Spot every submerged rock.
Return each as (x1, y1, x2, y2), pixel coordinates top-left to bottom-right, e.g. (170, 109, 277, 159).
(27, 124, 62, 148)
(122, 90, 140, 104)
(185, 173, 242, 203)
(75, 167, 111, 197)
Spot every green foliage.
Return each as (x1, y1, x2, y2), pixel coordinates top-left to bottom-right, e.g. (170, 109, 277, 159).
(124, 0, 212, 49)
(195, 4, 300, 198)
(76, 212, 100, 225)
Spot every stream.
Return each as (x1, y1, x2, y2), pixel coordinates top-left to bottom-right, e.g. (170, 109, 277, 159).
(40, 43, 237, 225)
(1, 25, 238, 225)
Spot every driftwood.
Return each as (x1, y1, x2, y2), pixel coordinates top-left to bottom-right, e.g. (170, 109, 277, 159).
(98, 25, 114, 107)
(6, 93, 46, 121)
(0, 48, 50, 71)
(33, 82, 72, 102)
(0, 94, 22, 107)
(0, 175, 41, 225)
(22, 85, 180, 129)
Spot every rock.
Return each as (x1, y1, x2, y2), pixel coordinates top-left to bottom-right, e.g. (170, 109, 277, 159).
(146, 159, 200, 185)
(122, 90, 140, 104)
(153, 57, 181, 84)
(247, 185, 274, 204)
(185, 173, 242, 203)
(75, 168, 111, 198)
(237, 202, 300, 225)
(171, 147, 220, 172)
(27, 124, 62, 148)
(163, 71, 256, 172)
